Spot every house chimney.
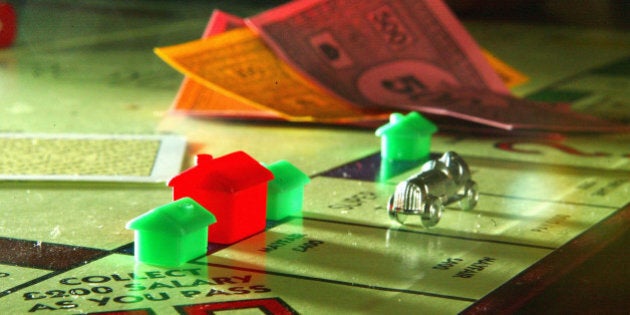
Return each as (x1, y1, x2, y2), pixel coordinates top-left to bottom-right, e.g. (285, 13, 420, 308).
(196, 154, 213, 165)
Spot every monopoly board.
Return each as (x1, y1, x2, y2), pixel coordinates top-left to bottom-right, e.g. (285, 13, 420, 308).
(2, 126, 628, 314)
(1, 1, 629, 314)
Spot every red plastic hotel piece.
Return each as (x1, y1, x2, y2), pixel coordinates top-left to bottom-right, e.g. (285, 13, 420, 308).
(169, 151, 274, 245)
(0, 2, 16, 48)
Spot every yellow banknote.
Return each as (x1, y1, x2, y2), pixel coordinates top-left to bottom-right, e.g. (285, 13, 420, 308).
(482, 50, 529, 88)
(155, 27, 387, 123)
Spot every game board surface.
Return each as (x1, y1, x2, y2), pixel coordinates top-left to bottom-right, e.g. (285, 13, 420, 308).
(1, 1, 629, 314)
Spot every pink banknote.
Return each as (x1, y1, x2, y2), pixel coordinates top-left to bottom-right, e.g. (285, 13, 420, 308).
(394, 88, 630, 132)
(246, 0, 628, 132)
(202, 9, 246, 37)
(247, 0, 510, 108)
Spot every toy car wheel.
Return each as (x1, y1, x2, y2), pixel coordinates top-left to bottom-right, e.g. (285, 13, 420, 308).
(421, 196, 444, 228)
(387, 196, 408, 224)
(459, 180, 479, 210)
(391, 211, 408, 224)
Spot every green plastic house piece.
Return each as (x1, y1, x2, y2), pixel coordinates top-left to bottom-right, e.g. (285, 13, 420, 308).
(375, 112, 437, 162)
(265, 160, 311, 220)
(126, 197, 216, 267)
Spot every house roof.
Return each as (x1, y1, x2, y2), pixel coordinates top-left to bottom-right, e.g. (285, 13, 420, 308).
(168, 151, 274, 193)
(126, 197, 216, 235)
(265, 160, 310, 193)
(375, 112, 437, 137)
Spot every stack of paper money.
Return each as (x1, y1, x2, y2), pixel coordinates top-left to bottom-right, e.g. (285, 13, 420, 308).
(156, 0, 627, 132)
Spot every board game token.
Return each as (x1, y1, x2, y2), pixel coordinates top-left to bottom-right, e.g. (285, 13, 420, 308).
(375, 112, 437, 162)
(126, 197, 217, 267)
(0, 2, 16, 48)
(169, 152, 274, 244)
(264, 160, 311, 220)
(388, 151, 478, 227)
